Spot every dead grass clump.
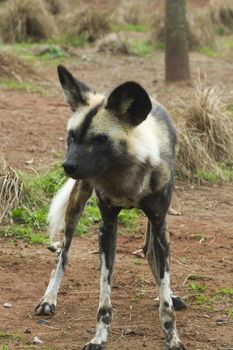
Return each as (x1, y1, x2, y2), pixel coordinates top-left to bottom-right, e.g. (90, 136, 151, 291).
(0, 50, 38, 82)
(0, 154, 22, 224)
(151, 6, 215, 49)
(176, 77, 233, 180)
(187, 9, 216, 49)
(43, 0, 67, 16)
(210, 0, 233, 34)
(114, 0, 143, 25)
(113, 0, 155, 26)
(0, 0, 57, 43)
(64, 8, 110, 43)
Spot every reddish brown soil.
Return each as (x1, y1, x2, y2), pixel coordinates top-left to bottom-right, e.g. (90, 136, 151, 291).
(0, 183, 233, 350)
(0, 30, 233, 350)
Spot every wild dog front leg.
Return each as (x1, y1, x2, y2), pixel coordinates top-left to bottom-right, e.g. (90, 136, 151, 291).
(83, 199, 120, 350)
(35, 180, 93, 316)
(146, 219, 186, 350)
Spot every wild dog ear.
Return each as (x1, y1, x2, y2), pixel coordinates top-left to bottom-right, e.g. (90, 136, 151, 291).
(106, 81, 152, 126)
(57, 65, 91, 111)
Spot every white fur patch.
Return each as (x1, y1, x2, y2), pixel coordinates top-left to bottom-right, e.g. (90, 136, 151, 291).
(159, 271, 181, 346)
(128, 114, 161, 165)
(88, 253, 111, 346)
(90, 320, 109, 345)
(48, 178, 75, 244)
(159, 270, 171, 305)
(99, 253, 111, 308)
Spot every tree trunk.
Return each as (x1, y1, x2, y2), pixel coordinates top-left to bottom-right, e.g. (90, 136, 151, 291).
(165, 0, 190, 82)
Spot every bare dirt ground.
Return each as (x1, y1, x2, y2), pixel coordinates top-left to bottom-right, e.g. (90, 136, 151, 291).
(0, 33, 233, 350)
(0, 183, 233, 350)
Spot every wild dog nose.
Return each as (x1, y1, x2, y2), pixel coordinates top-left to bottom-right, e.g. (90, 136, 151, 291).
(62, 160, 77, 175)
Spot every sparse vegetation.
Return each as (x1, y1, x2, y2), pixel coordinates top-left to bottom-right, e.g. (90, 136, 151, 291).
(0, 155, 22, 225)
(0, 80, 45, 94)
(210, 0, 233, 35)
(0, 0, 57, 43)
(61, 7, 110, 43)
(0, 50, 39, 82)
(114, 0, 146, 25)
(0, 163, 141, 242)
(176, 76, 233, 182)
(130, 40, 154, 56)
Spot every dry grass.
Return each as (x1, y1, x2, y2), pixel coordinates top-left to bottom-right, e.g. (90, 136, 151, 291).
(0, 153, 22, 224)
(0, 50, 39, 82)
(113, 0, 154, 25)
(176, 77, 233, 180)
(210, 0, 233, 34)
(43, 0, 67, 16)
(114, 0, 144, 25)
(62, 7, 110, 43)
(187, 8, 216, 49)
(0, 0, 57, 43)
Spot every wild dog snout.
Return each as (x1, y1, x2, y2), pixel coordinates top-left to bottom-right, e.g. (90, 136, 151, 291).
(62, 160, 78, 177)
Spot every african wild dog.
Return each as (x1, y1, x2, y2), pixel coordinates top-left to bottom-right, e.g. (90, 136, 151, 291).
(36, 65, 186, 350)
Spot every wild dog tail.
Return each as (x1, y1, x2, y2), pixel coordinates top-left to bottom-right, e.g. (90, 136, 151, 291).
(47, 178, 76, 251)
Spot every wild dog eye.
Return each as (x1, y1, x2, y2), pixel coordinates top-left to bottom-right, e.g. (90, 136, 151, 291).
(92, 134, 108, 143)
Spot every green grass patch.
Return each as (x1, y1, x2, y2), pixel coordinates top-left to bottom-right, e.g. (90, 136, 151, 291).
(196, 295, 211, 305)
(216, 287, 233, 297)
(197, 164, 233, 183)
(198, 37, 233, 57)
(1, 346, 9, 350)
(1, 164, 65, 243)
(0, 225, 48, 244)
(36, 46, 68, 60)
(130, 40, 154, 56)
(0, 80, 44, 94)
(218, 37, 233, 50)
(60, 34, 88, 47)
(226, 308, 233, 318)
(1, 164, 142, 243)
(3, 42, 70, 66)
(198, 46, 220, 58)
(189, 283, 208, 293)
(118, 208, 141, 230)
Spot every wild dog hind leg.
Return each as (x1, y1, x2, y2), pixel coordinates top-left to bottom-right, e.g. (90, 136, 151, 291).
(144, 221, 186, 312)
(35, 180, 93, 315)
(82, 197, 120, 350)
(142, 195, 186, 350)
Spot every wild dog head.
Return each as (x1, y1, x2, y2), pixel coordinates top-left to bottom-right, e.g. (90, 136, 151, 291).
(58, 65, 152, 180)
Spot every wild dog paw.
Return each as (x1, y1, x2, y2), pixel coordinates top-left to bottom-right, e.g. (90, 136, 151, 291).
(82, 343, 106, 350)
(35, 301, 56, 316)
(172, 296, 187, 311)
